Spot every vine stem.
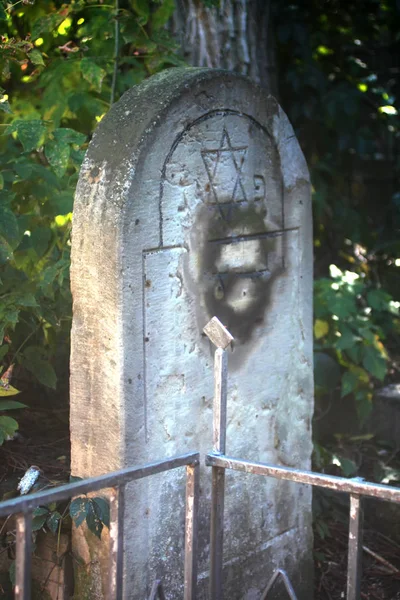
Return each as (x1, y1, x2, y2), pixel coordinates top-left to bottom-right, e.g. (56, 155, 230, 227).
(110, 0, 119, 105)
(6, 0, 24, 12)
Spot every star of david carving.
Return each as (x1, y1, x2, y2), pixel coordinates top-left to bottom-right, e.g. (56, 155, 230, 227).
(201, 127, 248, 208)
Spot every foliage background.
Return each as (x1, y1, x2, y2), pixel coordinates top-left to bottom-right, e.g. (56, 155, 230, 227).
(0, 0, 399, 451)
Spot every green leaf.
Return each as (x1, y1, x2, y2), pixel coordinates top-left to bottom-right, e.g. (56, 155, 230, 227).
(336, 326, 358, 351)
(0, 234, 14, 264)
(9, 561, 16, 587)
(54, 128, 86, 146)
(358, 326, 376, 344)
(0, 415, 18, 437)
(47, 511, 62, 534)
(33, 507, 49, 517)
(20, 347, 57, 389)
(355, 390, 373, 423)
(31, 12, 67, 40)
(314, 352, 341, 390)
(0, 384, 21, 397)
(7, 120, 46, 153)
(80, 59, 106, 93)
(48, 190, 74, 215)
(336, 456, 357, 477)
(0, 205, 20, 250)
(70, 497, 89, 527)
(329, 293, 357, 318)
(152, 0, 175, 29)
(362, 346, 387, 381)
(45, 140, 70, 178)
(12, 292, 38, 308)
(0, 400, 26, 410)
(0, 85, 11, 113)
(367, 289, 392, 312)
(0, 345, 9, 361)
(29, 49, 45, 66)
(341, 371, 358, 397)
(92, 497, 110, 528)
(346, 343, 363, 364)
(30, 227, 53, 258)
(32, 507, 49, 531)
(30, 163, 61, 188)
(0, 97, 12, 113)
(86, 499, 103, 539)
(314, 319, 329, 340)
(132, 0, 150, 22)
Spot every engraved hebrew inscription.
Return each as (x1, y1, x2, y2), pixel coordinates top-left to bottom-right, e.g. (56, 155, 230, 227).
(160, 110, 290, 344)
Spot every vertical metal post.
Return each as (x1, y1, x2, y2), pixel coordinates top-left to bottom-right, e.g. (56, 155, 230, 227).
(15, 512, 32, 600)
(184, 462, 199, 600)
(203, 316, 233, 600)
(109, 485, 125, 600)
(210, 347, 228, 600)
(213, 349, 227, 455)
(347, 493, 363, 600)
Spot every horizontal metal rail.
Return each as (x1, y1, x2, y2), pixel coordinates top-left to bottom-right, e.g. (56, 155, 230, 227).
(201, 318, 400, 600)
(0, 451, 200, 600)
(0, 452, 199, 517)
(206, 453, 400, 502)
(206, 452, 400, 600)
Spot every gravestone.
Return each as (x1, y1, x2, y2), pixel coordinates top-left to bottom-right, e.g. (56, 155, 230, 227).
(70, 68, 314, 599)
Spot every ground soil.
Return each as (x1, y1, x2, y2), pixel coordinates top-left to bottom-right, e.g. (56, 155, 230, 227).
(314, 509, 400, 599)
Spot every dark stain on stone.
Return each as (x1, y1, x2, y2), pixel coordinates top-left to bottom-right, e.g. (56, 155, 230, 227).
(194, 203, 285, 345)
(87, 166, 101, 184)
(135, 218, 140, 225)
(145, 279, 151, 288)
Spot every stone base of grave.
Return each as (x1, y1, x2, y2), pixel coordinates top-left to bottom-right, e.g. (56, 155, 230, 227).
(71, 523, 111, 600)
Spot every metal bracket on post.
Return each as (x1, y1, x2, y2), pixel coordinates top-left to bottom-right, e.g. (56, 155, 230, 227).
(203, 316, 234, 600)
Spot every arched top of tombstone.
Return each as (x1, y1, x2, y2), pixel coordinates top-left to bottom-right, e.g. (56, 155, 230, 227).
(72, 66, 311, 349)
(75, 67, 309, 211)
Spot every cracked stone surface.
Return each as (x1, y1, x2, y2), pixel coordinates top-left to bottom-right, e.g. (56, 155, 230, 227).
(70, 68, 314, 600)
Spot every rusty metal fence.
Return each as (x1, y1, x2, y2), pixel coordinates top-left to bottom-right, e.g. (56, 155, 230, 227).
(203, 317, 400, 600)
(0, 453, 199, 600)
(1, 316, 400, 600)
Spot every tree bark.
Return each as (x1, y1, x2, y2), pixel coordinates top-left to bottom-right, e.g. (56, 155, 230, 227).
(171, 0, 277, 94)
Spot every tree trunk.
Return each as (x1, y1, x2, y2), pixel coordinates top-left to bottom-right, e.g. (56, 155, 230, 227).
(171, 0, 277, 94)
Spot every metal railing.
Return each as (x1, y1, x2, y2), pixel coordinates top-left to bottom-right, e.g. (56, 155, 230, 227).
(1, 315, 400, 600)
(0, 452, 199, 600)
(202, 317, 400, 600)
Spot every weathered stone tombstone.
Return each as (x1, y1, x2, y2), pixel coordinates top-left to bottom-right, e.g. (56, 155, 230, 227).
(70, 68, 313, 599)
